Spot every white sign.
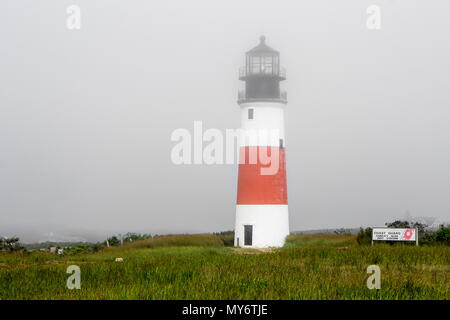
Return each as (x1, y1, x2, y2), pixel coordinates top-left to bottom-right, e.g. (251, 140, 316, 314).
(372, 228, 416, 241)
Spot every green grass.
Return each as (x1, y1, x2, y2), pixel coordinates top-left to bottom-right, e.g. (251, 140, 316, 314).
(0, 234, 448, 299)
(284, 233, 356, 248)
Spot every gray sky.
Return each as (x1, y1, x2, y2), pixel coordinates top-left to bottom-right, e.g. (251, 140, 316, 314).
(1, 0, 449, 242)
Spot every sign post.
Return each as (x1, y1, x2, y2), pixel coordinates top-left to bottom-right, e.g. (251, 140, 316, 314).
(416, 228, 419, 246)
(372, 228, 418, 246)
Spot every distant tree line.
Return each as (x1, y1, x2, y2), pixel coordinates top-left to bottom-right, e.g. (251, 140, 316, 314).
(334, 228, 352, 236)
(0, 233, 154, 255)
(104, 233, 152, 247)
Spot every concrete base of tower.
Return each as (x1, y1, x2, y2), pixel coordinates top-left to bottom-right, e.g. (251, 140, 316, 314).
(234, 205, 289, 248)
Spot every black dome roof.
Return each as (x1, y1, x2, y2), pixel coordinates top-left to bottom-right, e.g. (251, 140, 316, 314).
(246, 36, 279, 54)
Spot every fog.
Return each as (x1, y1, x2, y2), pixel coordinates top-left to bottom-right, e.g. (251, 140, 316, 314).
(0, 0, 449, 242)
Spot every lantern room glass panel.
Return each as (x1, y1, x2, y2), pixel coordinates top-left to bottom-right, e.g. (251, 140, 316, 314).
(262, 56, 273, 74)
(246, 54, 279, 75)
(250, 56, 261, 74)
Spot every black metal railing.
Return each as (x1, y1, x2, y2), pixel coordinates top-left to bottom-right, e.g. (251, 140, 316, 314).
(237, 90, 287, 103)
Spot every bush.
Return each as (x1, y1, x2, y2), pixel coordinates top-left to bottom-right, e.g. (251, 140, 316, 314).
(214, 231, 235, 247)
(435, 226, 450, 245)
(0, 237, 26, 252)
(420, 230, 437, 245)
(356, 228, 372, 245)
(105, 236, 120, 246)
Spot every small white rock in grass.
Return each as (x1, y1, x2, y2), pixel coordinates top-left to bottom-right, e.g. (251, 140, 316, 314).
(115, 257, 124, 262)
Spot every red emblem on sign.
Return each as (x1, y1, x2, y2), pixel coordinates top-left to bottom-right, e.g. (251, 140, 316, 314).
(403, 229, 414, 240)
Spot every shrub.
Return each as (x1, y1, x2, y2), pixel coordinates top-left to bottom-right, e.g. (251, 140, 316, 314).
(419, 230, 437, 245)
(0, 237, 26, 252)
(435, 226, 450, 245)
(105, 236, 120, 246)
(214, 231, 235, 247)
(356, 228, 372, 245)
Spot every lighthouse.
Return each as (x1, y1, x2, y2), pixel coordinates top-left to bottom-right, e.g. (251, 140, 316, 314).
(234, 36, 290, 248)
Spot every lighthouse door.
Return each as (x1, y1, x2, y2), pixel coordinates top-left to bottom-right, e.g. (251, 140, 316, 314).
(244, 225, 253, 246)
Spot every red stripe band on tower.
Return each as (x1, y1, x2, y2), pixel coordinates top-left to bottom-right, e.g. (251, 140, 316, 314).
(237, 146, 287, 205)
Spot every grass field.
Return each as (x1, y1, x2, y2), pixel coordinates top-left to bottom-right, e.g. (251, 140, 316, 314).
(0, 234, 448, 299)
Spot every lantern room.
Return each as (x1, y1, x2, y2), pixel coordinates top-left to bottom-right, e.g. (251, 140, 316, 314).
(238, 36, 287, 104)
(245, 36, 281, 76)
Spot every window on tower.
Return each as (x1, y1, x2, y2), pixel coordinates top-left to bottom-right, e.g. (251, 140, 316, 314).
(248, 108, 254, 120)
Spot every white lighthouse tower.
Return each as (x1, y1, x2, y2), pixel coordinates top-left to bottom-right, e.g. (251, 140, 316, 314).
(234, 36, 290, 248)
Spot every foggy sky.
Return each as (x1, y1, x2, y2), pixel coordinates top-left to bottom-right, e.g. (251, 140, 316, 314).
(1, 0, 449, 242)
